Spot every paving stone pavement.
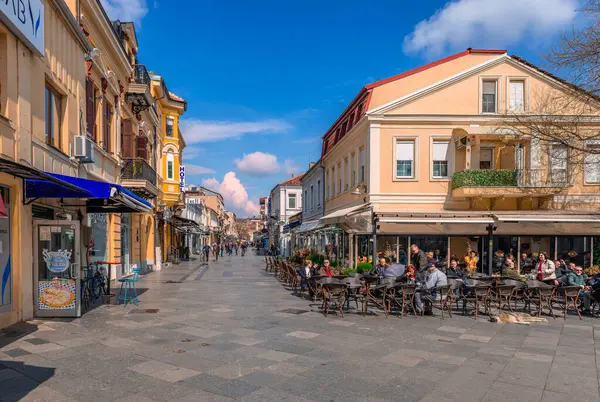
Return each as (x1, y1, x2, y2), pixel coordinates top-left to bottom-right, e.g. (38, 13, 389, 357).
(2, 254, 600, 401)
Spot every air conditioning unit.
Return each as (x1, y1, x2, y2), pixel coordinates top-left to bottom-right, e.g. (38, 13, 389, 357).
(74, 136, 95, 163)
(454, 135, 469, 150)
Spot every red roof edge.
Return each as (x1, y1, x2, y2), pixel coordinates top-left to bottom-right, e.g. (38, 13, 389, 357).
(365, 48, 507, 90)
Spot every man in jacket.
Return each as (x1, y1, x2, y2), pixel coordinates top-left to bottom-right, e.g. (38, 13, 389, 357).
(410, 244, 428, 282)
(567, 266, 592, 312)
(415, 263, 447, 315)
(372, 258, 388, 278)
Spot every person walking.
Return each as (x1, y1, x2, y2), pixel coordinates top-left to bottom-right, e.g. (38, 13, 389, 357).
(202, 244, 211, 263)
(212, 242, 219, 262)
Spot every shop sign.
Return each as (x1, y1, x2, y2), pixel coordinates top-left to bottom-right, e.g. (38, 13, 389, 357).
(0, 0, 44, 56)
(179, 165, 185, 193)
(38, 279, 76, 310)
(42, 249, 71, 273)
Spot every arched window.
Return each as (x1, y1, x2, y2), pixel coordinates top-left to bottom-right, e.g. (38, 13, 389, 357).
(166, 151, 174, 180)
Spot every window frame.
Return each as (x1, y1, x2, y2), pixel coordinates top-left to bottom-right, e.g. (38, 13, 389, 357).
(317, 179, 321, 206)
(337, 162, 342, 194)
(507, 77, 527, 113)
(359, 147, 365, 183)
(351, 152, 356, 187)
(584, 140, 600, 184)
(480, 77, 500, 115)
(166, 152, 174, 180)
(479, 146, 495, 170)
(430, 137, 451, 180)
(166, 116, 174, 137)
(393, 137, 418, 181)
(288, 193, 297, 209)
(44, 84, 63, 151)
(344, 157, 349, 191)
(310, 185, 314, 210)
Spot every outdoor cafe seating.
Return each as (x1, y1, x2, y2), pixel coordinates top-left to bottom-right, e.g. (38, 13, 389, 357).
(264, 257, 600, 321)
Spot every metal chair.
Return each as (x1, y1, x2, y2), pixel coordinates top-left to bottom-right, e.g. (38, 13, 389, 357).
(529, 285, 556, 318)
(421, 285, 452, 319)
(462, 284, 491, 320)
(344, 277, 365, 311)
(556, 286, 582, 320)
(363, 281, 388, 318)
(320, 280, 347, 318)
(492, 284, 516, 313)
(117, 267, 140, 307)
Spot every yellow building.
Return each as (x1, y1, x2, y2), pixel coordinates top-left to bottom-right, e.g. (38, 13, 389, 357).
(321, 49, 600, 271)
(151, 75, 187, 263)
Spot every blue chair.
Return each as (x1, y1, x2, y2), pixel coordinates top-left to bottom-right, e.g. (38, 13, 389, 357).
(117, 267, 140, 306)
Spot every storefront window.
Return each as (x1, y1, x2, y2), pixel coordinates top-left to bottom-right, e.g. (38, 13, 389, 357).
(0, 187, 11, 313)
(556, 237, 591, 267)
(375, 236, 409, 264)
(89, 213, 107, 267)
(410, 236, 448, 267)
(519, 236, 555, 273)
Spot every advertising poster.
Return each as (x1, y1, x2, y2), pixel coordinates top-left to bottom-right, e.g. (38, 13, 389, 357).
(38, 279, 76, 310)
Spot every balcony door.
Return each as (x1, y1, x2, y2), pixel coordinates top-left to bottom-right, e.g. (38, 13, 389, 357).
(479, 148, 494, 170)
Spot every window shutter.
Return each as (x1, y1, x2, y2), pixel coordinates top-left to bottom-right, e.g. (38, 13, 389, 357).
(86, 77, 95, 139)
(396, 142, 414, 161)
(432, 142, 449, 161)
(121, 119, 134, 158)
(136, 135, 148, 160)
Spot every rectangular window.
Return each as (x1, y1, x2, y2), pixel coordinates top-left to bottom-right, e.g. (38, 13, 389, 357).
(344, 158, 349, 190)
(395, 140, 415, 178)
(326, 171, 329, 199)
(166, 116, 174, 137)
(304, 190, 308, 211)
(310, 185, 314, 210)
(508, 80, 524, 112)
(359, 147, 365, 183)
(288, 194, 296, 209)
(338, 163, 342, 193)
(482, 80, 497, 113)
(550, 144, 568, 184)
(317, 180, 321, 206)
(104, 101, 113, 153)
(585, 141, 600, 183)
(480, 148, 494, 170)
(432, 140, 450, 178)
(351, 153, 356, 186)
(45, 86, 61, 149)
(167, 152, 174, 180)
(331, 167, 335, 196)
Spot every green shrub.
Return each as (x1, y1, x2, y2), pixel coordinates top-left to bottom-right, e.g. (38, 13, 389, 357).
(452, 169, 518, 189)
(356, 262, 373, 271)
(343, 268, 357, 276)
(310, 254, 325, 265)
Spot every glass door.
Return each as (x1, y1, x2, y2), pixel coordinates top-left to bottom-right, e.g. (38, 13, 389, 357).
(34, 220, 81, 317)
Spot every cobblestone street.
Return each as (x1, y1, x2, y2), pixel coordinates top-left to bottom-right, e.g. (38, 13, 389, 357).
(1, 255, 600, 401)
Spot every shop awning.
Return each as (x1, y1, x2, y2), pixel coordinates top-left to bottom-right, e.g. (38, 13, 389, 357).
(495, 214, 600, 223)
(25, 173, 152, 213)
(378, 213, 495, 224)
(320, 204, 367, 225)
(296, 220, 320, 233)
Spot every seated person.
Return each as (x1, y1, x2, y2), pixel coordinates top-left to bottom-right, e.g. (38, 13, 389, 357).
(567, 266, 592, 313)
(556, 262, 574, 286)
(464, 251, 478, 274)
(296, 259, 312, 291)
(415, 263, 448, 315)
(384, 263, 406, 278)
(372, 258, 388, 278)
(520, 253, 534, 273)
(446, 258, 464, 278)
(319, 260, 332, 277)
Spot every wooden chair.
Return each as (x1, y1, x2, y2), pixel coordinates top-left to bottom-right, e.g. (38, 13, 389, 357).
(319, 279, 347, 317)
(557, 286, 582, 320)
(422, 285, 452, 320)
(529, 286, 556, 318)
(462, 285, 491, 320)
(492, 284, 516, 313)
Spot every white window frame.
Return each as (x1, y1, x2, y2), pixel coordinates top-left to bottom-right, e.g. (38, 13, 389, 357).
(325, 170, 330, 199)
(317, 179, 321, 206)
(304, 190, 308, 211)
(331, 166, 336, 197)
(550, 143, 569, 184)
(288, 193, 297, 209)
(351, 153, 356, 187)
(310, 185, 314, 210)
(430, 137, 451, 180)
(359, 147, 365, 183)
(393, 137, 417, 181)
(506, 77, 527, 113)
(584, 140, 600, 184)
(337, 162, 342, 193)
(479, 76, 501, 115)
(344, 158, 349, 191)
(166, 152, 174, 180)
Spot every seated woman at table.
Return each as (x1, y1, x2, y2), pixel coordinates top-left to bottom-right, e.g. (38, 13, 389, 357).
(296, 259, 312, 291)
(464, 250, 479, 274)
(319, 259, 332, 277)
(311, 262, 321, 277)
(535, 252, 556, 283)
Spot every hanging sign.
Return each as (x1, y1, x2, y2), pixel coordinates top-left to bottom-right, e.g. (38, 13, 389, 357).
(0, 0, 44, 56)
(179, 165, 185, 193)
(42, 249, 72, 273)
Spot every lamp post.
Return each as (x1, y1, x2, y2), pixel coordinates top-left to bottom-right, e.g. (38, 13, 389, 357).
(351, 184, 376, 266)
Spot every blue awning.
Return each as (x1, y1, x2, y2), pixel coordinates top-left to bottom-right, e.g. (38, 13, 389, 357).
(25, 173, 152, 213)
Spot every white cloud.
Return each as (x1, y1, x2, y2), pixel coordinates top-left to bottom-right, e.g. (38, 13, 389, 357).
(184, 164, 215, 175)
(100, 0, 149, 25)
(234, 152, 279, 176)
(180, 119, 292, 144)
(403, 0, 577, 57)
(292, 137, 320, 144)
(202, 172, 260, 217)
(282, 159, 300, 176)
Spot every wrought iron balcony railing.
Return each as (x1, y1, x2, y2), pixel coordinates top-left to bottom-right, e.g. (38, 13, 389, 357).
(133, 64, 151, 85)
(121, 158, 157, 186)
(517, 168, 571, 188)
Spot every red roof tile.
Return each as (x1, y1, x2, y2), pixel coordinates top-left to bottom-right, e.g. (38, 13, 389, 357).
(279, 173, 305, 186)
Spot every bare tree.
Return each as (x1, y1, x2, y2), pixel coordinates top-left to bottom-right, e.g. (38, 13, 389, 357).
(234, 220, 250, 240)
(497, 1, 600, 181)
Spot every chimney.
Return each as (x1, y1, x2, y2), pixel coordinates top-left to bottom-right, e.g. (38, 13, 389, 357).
(291, 173, 294, 178)
(309, 162, 315, 169)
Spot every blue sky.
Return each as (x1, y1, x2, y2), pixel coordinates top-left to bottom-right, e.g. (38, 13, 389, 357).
(101, 0, 580, 216)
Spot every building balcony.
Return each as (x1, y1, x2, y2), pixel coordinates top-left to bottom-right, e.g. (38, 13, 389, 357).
(121, 158, 158, 199)
(125, 64, 155, 114)
(451, 168, 569, 198)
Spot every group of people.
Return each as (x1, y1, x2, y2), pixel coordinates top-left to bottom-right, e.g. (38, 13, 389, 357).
(202, 241, 249, 263)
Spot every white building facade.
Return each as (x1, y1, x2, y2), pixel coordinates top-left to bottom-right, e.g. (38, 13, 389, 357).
(268, 174, 304, 256)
